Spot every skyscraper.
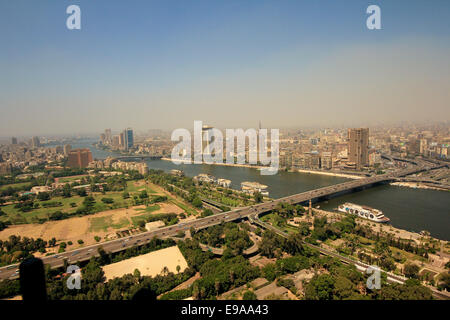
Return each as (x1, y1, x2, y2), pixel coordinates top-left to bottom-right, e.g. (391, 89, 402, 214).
(105, 129, 112, 145)
(120, 128, 134, 151)
(64, 144, 72, 156)
(31, 136, 41, 148)
(348, 128, 369, 170)
(119, 132, 125, 149)
(11, 137, 17, 145)
(125, 128, 134, 150)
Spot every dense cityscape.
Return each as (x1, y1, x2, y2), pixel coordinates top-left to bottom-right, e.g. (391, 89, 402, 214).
(0, 122, 449, 301)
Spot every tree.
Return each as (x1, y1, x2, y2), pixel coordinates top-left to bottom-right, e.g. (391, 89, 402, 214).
(305, 274, 335, 300)
(254, 192, 263, 203)
(201, 209, 213, 218)
(192, 198, 202, 208)
(37, 192, 50, 201)
(242, 290, 257, 300)
(404, 263, 420, 279)
(133, 268, 141, 280)
(62, 184, 71, 198)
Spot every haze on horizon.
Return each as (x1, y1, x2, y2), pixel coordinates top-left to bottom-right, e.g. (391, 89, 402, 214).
(0, 0, 449, 136)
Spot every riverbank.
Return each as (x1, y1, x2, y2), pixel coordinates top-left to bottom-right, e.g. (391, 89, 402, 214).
(390, 182, 449, 192)
(161, 157, 266, 169)
(294, 169, 363, 180)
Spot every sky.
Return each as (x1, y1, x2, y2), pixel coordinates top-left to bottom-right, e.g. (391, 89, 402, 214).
(0, 0, 449, 136)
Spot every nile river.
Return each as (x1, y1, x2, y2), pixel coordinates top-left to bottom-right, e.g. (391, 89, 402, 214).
(73, 139, 450, 240)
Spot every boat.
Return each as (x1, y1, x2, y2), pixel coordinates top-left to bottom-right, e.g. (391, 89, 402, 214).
(338, 202, 390, 223)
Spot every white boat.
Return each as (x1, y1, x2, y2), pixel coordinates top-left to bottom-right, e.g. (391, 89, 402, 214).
(338, 202, 390, 223)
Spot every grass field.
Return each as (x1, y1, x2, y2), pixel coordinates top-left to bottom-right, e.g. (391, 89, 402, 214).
(0, 180, 197, 225)
(56, 175, 88, 183)
(0, 182, 31, 191)
(126, 180, 157, 194)
(130, 205, 161, 226)
(0, 192, 132, 224)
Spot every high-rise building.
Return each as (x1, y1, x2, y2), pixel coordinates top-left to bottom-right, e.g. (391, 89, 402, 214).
(64, 144, 72, 156)
(0, 162, 12, 175)
(119, 132, 125, 149)
(348, 128, 369, 170)
(67, 149, 93, 168)
(31, 136, 41, 148)
(11, 137, 17, 145)
(112, 135, 120, 148)
(321, 152, 333, 169)
(124, 128, 134, 150)
(100, 133, 106, 144)
(419, 139, 428, 155)
(105, 129, 112, 145)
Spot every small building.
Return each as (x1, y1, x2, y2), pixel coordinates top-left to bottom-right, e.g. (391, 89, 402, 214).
(193, 173, 216, 184)
(170, 169, 184, 177)
(241, 181, 269, 196)
(30, 186, 51, 194)
(217, 178, 231, 188)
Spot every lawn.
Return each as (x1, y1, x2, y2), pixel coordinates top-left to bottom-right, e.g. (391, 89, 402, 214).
(169, 199, 197, 216)
(0, 191, 133, 224)
(56, 175, 88, 183)
(125, 181, 157, 194)
(130, 205, 162, 226)
(90, 216, 114, 232)
(0, 182, 31, 191)
(134, 204, 161, 214)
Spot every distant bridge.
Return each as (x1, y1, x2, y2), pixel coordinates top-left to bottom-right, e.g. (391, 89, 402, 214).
(112, 155, 162, 161)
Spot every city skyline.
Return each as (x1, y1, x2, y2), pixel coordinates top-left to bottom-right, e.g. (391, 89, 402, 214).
(1, 1, 450, 136)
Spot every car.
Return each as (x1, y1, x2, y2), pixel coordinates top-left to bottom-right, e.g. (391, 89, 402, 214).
(71, 251, 79, 256)
(87, 249, 93, 252)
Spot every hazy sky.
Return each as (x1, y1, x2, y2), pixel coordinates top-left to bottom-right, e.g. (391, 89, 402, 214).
(1, 0, 449, 136)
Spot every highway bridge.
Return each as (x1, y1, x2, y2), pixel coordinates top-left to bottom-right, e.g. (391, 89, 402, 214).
(1, 162, 447, 298)
(112, 155, 162, 161)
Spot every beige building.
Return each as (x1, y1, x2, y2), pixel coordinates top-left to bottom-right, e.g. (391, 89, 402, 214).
(348, 128, 369, 170)
(321, 152, 332, 169)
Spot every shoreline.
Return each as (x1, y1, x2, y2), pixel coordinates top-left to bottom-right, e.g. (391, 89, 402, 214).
(313, 207, 449, 243)
(161, 157, 266, 169)
(160, 158, 364, 179)
(390, 181, 449, 192)
(293, 169, 363, 180)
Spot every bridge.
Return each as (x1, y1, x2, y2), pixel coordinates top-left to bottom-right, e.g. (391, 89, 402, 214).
(112, 155, 162, 161)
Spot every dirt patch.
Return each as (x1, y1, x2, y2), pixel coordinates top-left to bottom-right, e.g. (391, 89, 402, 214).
(103, 246, 188, 280)
(0, 206, 142, 246)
